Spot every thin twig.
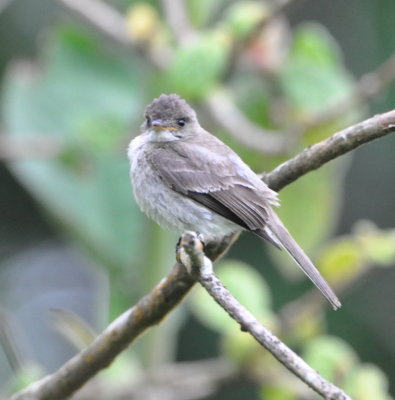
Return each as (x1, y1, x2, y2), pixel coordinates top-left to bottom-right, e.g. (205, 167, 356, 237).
(57, 0, 170, 69)
(10, 108, 395, 400)
(178, 231, 351, 400)
(205, 90, 293, 155)
(9, 235, 236, 400)
(0, 308, 24, 374)
(161, 0, 197, 46)
(265, 108, 395, 191)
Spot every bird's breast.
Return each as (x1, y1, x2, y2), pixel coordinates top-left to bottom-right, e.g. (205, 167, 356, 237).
(128, 139, 240, 239)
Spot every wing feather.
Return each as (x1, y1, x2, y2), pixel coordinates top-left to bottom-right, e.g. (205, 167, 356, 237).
(149, 142, 273, 230)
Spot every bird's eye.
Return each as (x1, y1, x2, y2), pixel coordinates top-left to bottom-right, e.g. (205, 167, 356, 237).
(146, 116, 151, 127)
(177, 119, 186, 127)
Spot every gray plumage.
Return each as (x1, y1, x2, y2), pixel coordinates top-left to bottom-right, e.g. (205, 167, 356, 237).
(128, 94, 341, 310)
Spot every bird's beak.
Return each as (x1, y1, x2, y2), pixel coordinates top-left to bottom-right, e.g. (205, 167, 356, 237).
(151, 120, 176, 131)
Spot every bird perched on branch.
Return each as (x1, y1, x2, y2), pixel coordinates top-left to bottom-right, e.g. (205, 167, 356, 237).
(128, 93, 341, 310)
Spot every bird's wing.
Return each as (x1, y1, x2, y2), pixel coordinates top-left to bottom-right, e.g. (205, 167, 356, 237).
(149, 141, 341, 310)
(149, 141, 274, 231)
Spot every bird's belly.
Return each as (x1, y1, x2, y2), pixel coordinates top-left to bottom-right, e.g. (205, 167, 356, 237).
(130, 156, 239, 239)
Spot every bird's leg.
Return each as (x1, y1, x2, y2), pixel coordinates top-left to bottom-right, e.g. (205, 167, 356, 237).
(176, 232, 206, 274)
(195, 232, 206, 248)
(176, 232, 205, 253)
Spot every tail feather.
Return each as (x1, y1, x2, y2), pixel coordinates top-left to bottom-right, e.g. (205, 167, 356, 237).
(257, 210, 341, 310)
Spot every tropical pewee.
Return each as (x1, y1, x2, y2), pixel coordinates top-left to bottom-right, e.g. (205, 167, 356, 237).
(128, 94, 341, 309)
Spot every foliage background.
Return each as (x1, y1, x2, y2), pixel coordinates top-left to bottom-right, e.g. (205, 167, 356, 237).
(0, 0, 395, 399)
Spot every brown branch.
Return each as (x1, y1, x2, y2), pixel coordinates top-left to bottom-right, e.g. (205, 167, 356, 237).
(178, 231, 351, 400)
(265, 108, 395, 191)
(9, 235, 236, 400)
(10, 109, 395, 400)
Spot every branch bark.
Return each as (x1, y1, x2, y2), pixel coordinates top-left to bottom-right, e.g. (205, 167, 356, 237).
(178, 231, 351, 400)
(265, 108, 395, 191)
(10, 108, 395, 400)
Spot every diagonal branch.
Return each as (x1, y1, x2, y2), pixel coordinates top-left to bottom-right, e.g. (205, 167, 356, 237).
(10, 108, 395, 400)
(265, 108, 395, 191)
(178, 231, 351, 400)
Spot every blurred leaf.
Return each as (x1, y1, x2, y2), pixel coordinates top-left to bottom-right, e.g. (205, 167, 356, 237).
(317, 238, 365, 286)
(285, 309, 325, 345)
(354, 222, 395, 267)
(6, 363, 44, 395)
(232, 75, 271, 128)
(222, 327, 263, 365)
(224, 1, 268, 39)
(2, 26, 148, 272)
(303, 336, 358, 383)
(261, 384, 296, 400)
(364, 232, 395, 266)
(189, 260, 272, 333)
(344, 364, 391, 400)
(126, 2, 160, 42)
(281, 23, 353, 113)
(280, 23, 357, 141)
(163, 31, 230, 100)
(187, 0, 225, 27)
(222, 310, 278, 365)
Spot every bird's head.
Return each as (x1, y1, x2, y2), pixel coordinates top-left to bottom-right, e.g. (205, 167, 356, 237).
(142, 94, 198, 141)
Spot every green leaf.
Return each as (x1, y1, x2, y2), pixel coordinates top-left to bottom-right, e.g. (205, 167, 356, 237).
(344, 364, 391, 400)
(1, 26, 148, 271)
(189, 260, 272, 332)
(317, 238, 365, 285)
(163, 31, 230, 100)
(7, 363, 45, 395)
(355, 222, 395, 267)
(224, 1, 268, 39)
(261, 385, 297, 400)
(303, 336, 358, 382)
(280, 22, 359, 140)
(187, 0, 225, 27)
(281, 23, 354, 114)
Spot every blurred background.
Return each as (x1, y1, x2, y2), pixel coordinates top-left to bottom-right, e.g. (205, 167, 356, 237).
(1, 0, 395, 399)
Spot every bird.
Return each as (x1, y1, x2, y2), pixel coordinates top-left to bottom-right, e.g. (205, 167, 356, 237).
(128, 93, 341, 310)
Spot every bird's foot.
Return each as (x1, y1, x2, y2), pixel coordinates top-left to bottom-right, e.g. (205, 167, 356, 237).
(176, 232, 205, 253)
(176, 231, 206, 274)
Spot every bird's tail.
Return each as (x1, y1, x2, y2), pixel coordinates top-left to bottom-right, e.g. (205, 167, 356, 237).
(256, 209, 341, 310)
